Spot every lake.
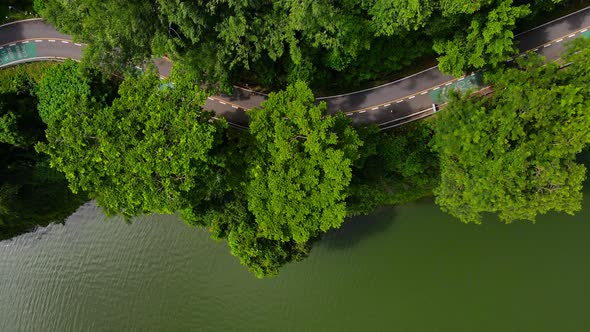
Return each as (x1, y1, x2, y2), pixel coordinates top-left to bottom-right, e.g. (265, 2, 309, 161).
(1, 179, 589, 331)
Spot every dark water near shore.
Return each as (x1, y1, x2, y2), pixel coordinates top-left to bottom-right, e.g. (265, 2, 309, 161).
(1, 185, 590, 331)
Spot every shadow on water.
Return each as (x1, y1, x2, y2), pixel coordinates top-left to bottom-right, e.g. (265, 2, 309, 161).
(319, 207, 397, 251)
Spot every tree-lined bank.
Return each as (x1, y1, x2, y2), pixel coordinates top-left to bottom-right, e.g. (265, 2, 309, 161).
(1, 1, 590, 277)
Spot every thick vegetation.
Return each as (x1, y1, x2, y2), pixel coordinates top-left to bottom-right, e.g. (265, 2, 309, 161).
(4, 37, 590, 275)
(2, 1, 590, 277)
(33, 0, 570, 91)
(0, 63, 86, 240)
(432, 38, 590, 223)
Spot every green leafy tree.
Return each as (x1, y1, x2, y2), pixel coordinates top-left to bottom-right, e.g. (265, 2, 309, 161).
(246, 81, 362, 243)
(0, 62, 86, 240)
(36, 0, 565, 92)
(36, 0, 163, 72)
(348, 123, 439, 215)
(433, 46, 590, 224)
(433, 0, 530, 76)
(37, 61, 227, 218)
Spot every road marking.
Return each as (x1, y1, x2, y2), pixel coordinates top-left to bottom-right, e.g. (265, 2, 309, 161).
(61, 41, 69, 44)
(383, 103, 391, 107)
(519, 53, 526, 57)
(420, 91, 427, 95)
(507, 58, 514, 62)
(396, 100, 404, 103)
(568, 34, 576, 38)
(231, 105, 238, 109)
(582, 29, 588, 33)
(219, 102, 226, 105)
(74, 43, 82, 46)
(533, 48, 539, 52)
(445, 82, 452, 86)
(48, 40, 55, 42)
(556, 38, 563, 43)
(371, 107, 378, 110)
(346, 113, 353, 116)
(359, 110, 366, 113)
(35, 40, 43, 43)
(8, 43, 15, 46)
(544, 43, 551, 48)
(21, 41, 29, 44)
(458, 77, 464, 81)
(0, 47, 3, 50)
(433, 86, 440, 90)
(408, 95, 415, 99)
(207, 97, 213, 100)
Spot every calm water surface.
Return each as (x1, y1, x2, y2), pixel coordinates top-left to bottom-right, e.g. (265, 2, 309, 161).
(1, 188, 590, 331)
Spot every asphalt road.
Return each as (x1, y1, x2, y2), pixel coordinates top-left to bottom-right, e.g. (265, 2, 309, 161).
(2, 6, 590, 128)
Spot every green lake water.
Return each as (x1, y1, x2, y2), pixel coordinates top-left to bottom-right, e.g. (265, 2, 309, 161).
(1, 180, 590, 331)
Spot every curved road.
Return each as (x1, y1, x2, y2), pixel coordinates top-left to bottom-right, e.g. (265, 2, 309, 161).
(2, 6, 590, 129)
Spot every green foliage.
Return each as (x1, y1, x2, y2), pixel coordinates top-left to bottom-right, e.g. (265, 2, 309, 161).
(0, 149, 87, 240)
(36, 0, 564, 91)
(433, 46, 590, 224)
(0, 63, 86, 240)
(36, 0, 163, 73)
(246, 81, 362, 243)
(0, 0, 35, 24)
(434, 0, 531, 77)
(347, 123, 439, 215)
(36, 61, 227, 218)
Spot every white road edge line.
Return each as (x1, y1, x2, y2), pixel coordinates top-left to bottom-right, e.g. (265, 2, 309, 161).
(556, 38, 563, 43)
(61, 41, 69, 44)
(371, 107, 378, 110)
(445, 82, 452, 86)
(420, 91, 427, 95)
(544, 43, 551, 48)
(207, 97, 213, 100)
(433, 87, 440, 90)
(219, 102, 226, 105)
(48, 40, 55, 42)
(569, 34, 576, 38)
(21, 41, 29, 44)
(383, 104, 391, 107)
(408, 96, 415, 99)
(396, 100, 404, 103)
(231, 105, 238, 109)
(359, 111, 366, 114)
(74, 43, 82, 46)
(8, 43, 15, 46)
(35, 40, 43, 43)
(582, 29, 588, 33)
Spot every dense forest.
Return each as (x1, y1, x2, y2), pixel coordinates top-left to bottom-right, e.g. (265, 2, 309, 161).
(1, 0, 590, 277)
(0, 64, 86, 240)
(32, 0, 580, 91)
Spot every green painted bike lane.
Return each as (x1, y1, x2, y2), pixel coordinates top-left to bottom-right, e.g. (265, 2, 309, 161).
(0, 42, 38, 66)
(428, 72, 484, 104)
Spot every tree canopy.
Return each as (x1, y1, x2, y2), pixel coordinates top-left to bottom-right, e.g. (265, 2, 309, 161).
(433, 0, 531, 76)
(36, 61, 227, 218)
(0, 63, 86, 240)
(247, 81, 362, 243)
(432, 40, 590, 223)
(34, 0, 566, 90)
